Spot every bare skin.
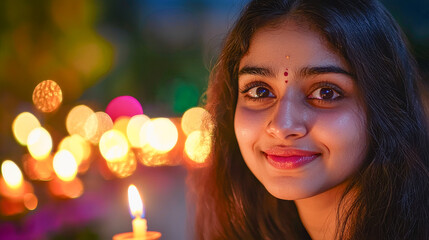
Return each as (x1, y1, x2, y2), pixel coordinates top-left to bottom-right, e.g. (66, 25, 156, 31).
(234, 19, 367, 239)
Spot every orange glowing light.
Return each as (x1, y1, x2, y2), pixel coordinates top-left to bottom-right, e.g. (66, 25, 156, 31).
(22, 154, 55, 181)
(27, 127, 53, 160)
(48, 177, 84, 199)
(84, 111, 113, 144)
(66, 105, 94, 137)
(184, 130, 212, 164)
(106, 150, 137, 178)
(58, 134, 91, 166)
(23, 193, 38, 210)
(127, 114, 150, 148)
(32, 80, 63, 113)
(0, 198, 25, 216)
(12, 112, 41, 146)
(128, 184, 143, 217)
(144, 118, 178, 153)
(1, 160, 23, 189)
(53, 150, 78, 182)
(99, 129, 130, 162)
(181, 107, 212, 136)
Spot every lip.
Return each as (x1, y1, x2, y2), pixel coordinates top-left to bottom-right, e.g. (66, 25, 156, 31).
(263, 147, 321, 170)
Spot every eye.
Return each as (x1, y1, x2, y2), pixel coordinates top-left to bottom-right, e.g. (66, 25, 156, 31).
(247, 86, 275, 98)
(308, 86, 342, 101)
(239, 81, 275, 101)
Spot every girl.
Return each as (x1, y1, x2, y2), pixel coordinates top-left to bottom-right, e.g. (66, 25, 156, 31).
(191, 0, 429, 239)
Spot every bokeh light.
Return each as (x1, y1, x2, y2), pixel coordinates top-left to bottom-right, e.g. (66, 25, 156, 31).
(48, 177, 84, 199)
(184, 130, 211, 164)
(32, 80, 63, 113)
(23, 193, 38, 211)
(105, 96, 143, 122)
(113, 116, 131, 136)
(53, 150, 78, 182)
(22, 154, 55, 181)
(27, 127, 53, 160)
(127, 114, 150, 148)
(143, 118, 178, 153)
(99, 129, 129, 162)
(84, 111, 113, 144)
(181, 107, 211, 136)
(106, 150, 137, 178)
(0, 198, 25, 216)
(58, 134, 91, 167)
(12, 112, 41, 146)
(137, 145, 171, 167)
(1, 160, 23, 189)
(66, 105, 94, 137)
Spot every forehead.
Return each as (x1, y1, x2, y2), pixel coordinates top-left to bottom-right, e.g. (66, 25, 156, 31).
(240, 19, 347, 71)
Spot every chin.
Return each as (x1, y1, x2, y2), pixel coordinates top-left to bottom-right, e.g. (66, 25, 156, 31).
(263, 183, 316, 201)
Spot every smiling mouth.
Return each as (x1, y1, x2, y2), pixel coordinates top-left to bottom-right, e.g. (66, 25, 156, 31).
(263, 151, 321, 170)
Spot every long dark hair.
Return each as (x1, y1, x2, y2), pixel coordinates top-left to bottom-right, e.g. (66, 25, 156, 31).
(190, 0, 429, 239)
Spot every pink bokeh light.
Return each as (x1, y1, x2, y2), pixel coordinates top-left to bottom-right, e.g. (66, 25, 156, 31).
(105, 96, 143, 122)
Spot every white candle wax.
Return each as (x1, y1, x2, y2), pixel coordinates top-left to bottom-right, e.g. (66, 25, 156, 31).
(132, 215, 147, 238)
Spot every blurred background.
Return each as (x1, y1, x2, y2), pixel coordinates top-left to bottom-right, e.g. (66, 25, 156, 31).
(0, 0, 427, 239)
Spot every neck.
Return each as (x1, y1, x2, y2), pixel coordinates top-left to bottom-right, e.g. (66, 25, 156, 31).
(294, 183, 349, 240)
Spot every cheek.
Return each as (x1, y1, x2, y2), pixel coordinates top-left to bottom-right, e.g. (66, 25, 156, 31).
(315, 109, 367, 165)
(234, 106, 268, 147)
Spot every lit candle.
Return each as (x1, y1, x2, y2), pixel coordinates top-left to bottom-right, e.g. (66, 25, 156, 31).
(1, 160, 26, 199)
(113, 184, 161, 240)
(0, 160, 37, 215)
(128, 184, 147, 238)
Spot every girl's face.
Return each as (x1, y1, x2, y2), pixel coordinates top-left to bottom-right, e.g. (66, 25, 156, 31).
(234, 20, 367, 200)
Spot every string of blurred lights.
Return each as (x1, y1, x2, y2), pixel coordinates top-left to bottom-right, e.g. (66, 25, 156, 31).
(1, 79, 212, 217)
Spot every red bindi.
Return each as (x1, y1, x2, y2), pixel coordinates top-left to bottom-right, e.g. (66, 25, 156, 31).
(284, 71, 289, 77)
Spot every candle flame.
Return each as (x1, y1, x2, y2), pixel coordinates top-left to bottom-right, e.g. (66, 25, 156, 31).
(1, 160, 23, 189)
(128, 184, 144, 218)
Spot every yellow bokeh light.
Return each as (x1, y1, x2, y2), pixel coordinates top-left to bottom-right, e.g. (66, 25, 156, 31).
(32, 80, 63, 113)
(58, 134, 91, 166)
(84, 111, 113, 144)
(137, 145, 171, 167)
(106, 150, 137, 178)
(127, 114, 150, 148)
(181, 107, 212, 136)
(66, 105, 94, 137)
(113, 116, 130, 137)
(1, 160, 23, 189)
(99, 129, 129, 162)
(23, 193, 38, 210)
(184, 130, 212, 164)
(27, 127, 53, 160)
(53, 150, 78, 182)
(143, 118, 178, 153)
(12, 112, 41, 146)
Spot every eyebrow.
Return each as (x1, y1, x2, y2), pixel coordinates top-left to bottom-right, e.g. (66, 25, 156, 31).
(238, 66, 275, 77)
(238, 65, 353, 79)
(299, 65, 353, 78)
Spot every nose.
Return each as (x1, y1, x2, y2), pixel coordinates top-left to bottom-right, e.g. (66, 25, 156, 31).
(266, 97, 307, 140)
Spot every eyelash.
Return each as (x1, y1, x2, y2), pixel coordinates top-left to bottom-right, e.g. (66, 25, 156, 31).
(239, 81, 345, 103)
(239, 81, 274, 102)
(307, 81, 344, 102)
